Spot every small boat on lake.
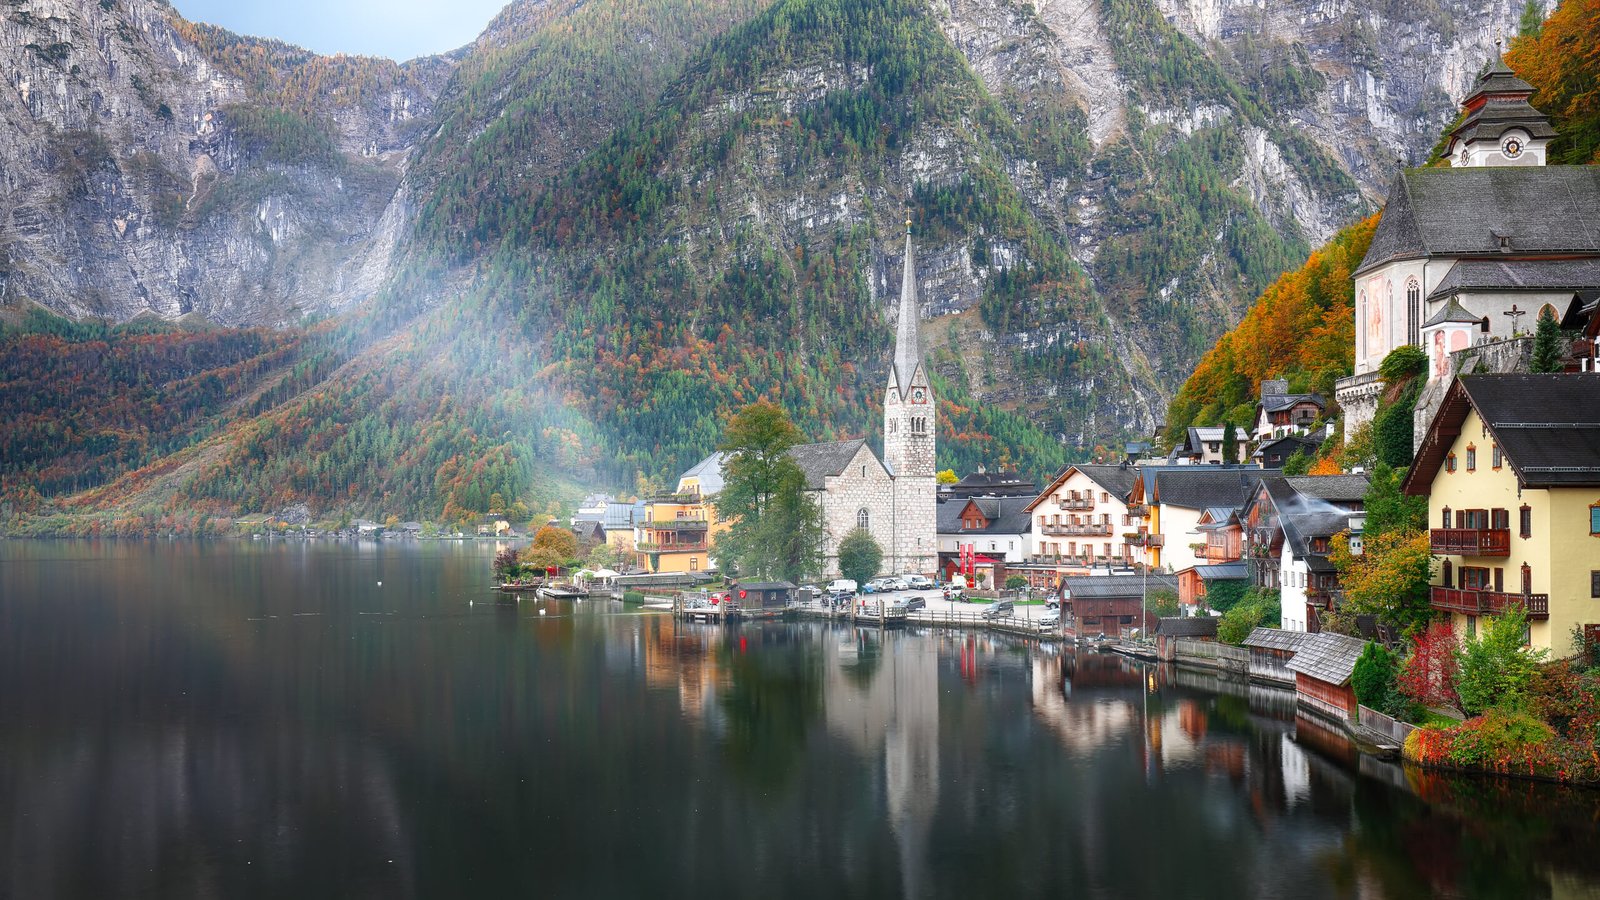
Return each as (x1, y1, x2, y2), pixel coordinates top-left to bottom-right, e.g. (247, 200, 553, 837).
(496, 580, 543, 593)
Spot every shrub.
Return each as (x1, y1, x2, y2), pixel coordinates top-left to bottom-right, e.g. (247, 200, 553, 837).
(1353, 641, 1400, 712)
(1218, 589, 1280, 644)
(1445, 708, 1555, 768)
(1457, 604, 1548, 715)
(623, 590, 645, 604)
(1398, 620, 1460, 711)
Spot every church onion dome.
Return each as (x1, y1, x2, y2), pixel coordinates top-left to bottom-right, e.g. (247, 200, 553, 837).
(1447, 54, 1556, 153)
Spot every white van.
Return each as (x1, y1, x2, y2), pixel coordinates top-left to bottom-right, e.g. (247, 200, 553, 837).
(826, 578, 858, 596)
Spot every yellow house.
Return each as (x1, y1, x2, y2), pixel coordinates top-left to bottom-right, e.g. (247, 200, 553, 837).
(636, 452, 731, 574)
(1403, 374, 1600, 657)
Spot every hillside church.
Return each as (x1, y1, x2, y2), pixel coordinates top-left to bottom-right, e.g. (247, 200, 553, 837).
(684, 226, 939, 577)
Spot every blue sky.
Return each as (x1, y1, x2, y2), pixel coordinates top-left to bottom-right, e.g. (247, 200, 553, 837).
(171, 0, 510, 61)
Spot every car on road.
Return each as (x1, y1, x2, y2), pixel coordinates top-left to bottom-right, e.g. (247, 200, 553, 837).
(1039, 610, 1060, 628)
(980, 599, 1014, 620)
(896, 596, 927, 612)
(903, 575, 933, 590)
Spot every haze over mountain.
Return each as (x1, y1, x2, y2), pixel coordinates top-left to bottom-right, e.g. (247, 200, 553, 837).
(0, 0, 1549, 527)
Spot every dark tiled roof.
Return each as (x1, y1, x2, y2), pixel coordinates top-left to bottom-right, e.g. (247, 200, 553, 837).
(739, 581, 797, 590)
(788, 440, 871, 490)
(1243, 628, 1310, 652)
(1151, 468, 1276, 511)
(1157, 617, 1219, 637)
(1422, 297, 1488, 327)
(1075, 464, 1138, 499)
(1260, 393, 1325, 413)
(1284, 474, 1370, 504)
(1428, 258, 1600, 301)
(1193, 562, 1249, 581)
(1062, 574, 1178, 599)
(1357, 167, 1600, 274)
(1254, 434, 1323, 459)
(936, 496, 1033, 536)
(1285, 632, 1368, 686)
(1464, 375, 1600, 487)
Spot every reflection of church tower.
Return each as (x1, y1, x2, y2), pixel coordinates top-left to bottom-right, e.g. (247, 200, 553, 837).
(884, 222, 938, 575)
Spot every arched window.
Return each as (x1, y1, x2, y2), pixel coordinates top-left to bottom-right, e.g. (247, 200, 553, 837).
(1406, 278, 1421, 345)
(857, 508, 870, 530)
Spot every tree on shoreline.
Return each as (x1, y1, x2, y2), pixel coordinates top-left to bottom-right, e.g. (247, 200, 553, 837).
(837, 528, 882, 587)
(713, 401, 824, 582)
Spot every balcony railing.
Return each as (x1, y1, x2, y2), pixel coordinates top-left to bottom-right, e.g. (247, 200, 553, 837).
(637, 541, 708, 553)
(1124, 532, 1164, 547)
(1125, 503, 1148, 517)
(1429, 528, 1510, 557)
(1430, 586, 1549, 619)
(1057, 498, 1095, 511)
(1040, 523, 1113, 536)
(648, 518, 708, 530)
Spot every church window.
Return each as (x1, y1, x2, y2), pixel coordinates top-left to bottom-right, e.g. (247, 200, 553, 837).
(861, 465, 866, 478)
(1406, 278, 1421, 346)
(889, 419, 896, 434)
(857, 508, 870, 530)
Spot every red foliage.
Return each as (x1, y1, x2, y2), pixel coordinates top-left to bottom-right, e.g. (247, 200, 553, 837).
(1399, 620, 1461, 711)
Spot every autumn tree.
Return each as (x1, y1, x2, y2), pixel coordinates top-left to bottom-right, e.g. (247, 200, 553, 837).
(936, 469, 959, 485)
(1399, 621, 1461, 711)
(1329, 529, 1432, 637)
(713, 401, 824, 582)
(521, 524, 579, 572)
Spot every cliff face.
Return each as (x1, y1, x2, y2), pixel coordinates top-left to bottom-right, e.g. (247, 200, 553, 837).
(0, 0, 1553, 510)
(0, 0, 448, 325)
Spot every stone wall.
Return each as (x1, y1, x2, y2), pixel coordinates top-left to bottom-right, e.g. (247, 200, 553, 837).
(814, 444, 899, 578)
(1413, 335, 1531, 452)
(1335, 371, 1383, 441)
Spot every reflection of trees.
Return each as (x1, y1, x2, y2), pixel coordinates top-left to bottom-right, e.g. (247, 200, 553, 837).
(842, 632, 883, 691)
(718, 641, 823, 792)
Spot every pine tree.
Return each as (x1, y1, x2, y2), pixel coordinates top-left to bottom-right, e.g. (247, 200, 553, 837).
(1530, 305, 1565, 373)
(1221, 421, 1239, 464)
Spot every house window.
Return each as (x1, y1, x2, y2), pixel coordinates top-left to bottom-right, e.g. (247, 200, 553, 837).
(1591, 504, 1600, 535)
(1465, 445, 1476, 472)
(1591, 571, 1600, 599)
(690, 557, 699, 571)
(1522, 564, 1532, 595)
(1492, 445, 1503, 469)
(1442, 507, 1452, 528)
(1446, 454, 1457, 473)
(1491, 508, 1509, 531)
(1460, 567, 1491, 590)
(1442, 560, 1453, 588)
(1520, 505, 1532, 539)
(1101, 492, 1109, 503)
(857, 508, 870, 530)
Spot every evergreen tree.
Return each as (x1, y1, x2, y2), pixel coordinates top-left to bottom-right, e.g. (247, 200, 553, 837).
(1530, 305, 1565, 373)
(1518, 0, 1544, 39)
(1282, 448, 1311, 476)
(1221, 421, 1239, 464)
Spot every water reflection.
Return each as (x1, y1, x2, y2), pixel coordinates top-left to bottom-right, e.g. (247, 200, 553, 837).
(2, 541, 1598, 899)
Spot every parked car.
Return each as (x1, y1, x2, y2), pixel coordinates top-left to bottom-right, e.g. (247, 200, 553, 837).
(1045, 599, 1060, 610)
(897, 596, 927, 612)
(903, 574, 934, 590)
(980, 599, 1014, 620)
(826, 578, 858, 596)
(1039, 610, 1060, 628)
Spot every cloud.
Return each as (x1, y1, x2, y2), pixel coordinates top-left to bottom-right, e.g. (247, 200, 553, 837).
(170, 0, 510, 60)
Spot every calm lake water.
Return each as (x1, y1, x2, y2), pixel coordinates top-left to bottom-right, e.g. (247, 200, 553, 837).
(2, 540, 1597, 899)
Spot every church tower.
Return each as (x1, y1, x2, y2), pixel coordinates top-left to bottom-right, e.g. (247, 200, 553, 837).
(1443, 51, 1556, 168)
(884, 222, 938, 575)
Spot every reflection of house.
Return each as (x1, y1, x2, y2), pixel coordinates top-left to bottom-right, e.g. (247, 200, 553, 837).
(1402, 374, 1600, 656)
(937, 495, 1031, 567)
(1336, 54, 1600, 436)
(1285, 632, 1366, 724)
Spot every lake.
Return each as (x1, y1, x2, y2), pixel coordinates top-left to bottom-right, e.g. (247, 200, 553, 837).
(1, 539, 1596, 899)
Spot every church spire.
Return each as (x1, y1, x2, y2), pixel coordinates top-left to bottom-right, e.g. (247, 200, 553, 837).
(893, 218, 922, 395)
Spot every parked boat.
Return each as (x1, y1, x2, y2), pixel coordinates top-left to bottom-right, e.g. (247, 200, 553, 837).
(496, 581, 543, 592)
(537, 582, 588, 600)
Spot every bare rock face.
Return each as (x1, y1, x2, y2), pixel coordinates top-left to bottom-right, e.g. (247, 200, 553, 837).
(0, 0, 449, 325)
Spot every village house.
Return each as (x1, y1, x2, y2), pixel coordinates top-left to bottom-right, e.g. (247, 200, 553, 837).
(1131, 467, 1270, 573)
(1022, 464, 1146, 583)
(1175, 505, 1248, 612)
(1402, 374, 1600, 657)
(1239, 474, 1369, 632)
(1251, 379, 1327, 442)
(637, 492, 714, 575)
(937, 494, 1031, 568)
(1285, 631, 1368, 724)
(1253, 433, 1324, 469)
(1336, 54, 1600, 437)
(1170, 426, 1249, 465)
(938, 470, 1038, 499)
(1060, 573, 1177, 637)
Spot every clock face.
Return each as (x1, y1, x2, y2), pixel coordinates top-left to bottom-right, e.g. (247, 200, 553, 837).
(913, 389, 925, 402)
(1502, 136, 1524, 158)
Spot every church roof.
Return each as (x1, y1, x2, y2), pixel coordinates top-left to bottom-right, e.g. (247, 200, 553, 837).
(892, 229, 924, 395)
(1356, 167, 1600, 275)
(1422, 297, 1486, 328)
(1449, 55, 1554, 149)
(788, 439, 872, 490)
(1427, 258, 1600, 301)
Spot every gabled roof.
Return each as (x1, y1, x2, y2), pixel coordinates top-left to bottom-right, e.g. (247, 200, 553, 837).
(602, 501, 640, 530)
(1285, 632, 1368, 686)
(1356, 167, 1600, 275)
(1243, 627, 1310, 652)
(1449, 57, 1555, 149)
(1405, 374, 1600, 493)
(1254, 434, 1324, 459)
(1149, 468, 1275, 511)
(1283, 474, 1370, 504)
(1422, 297, 1487, 328)
(1195, 506, 1238, 529)
(1427, 258, 1600, 301)
(1157, 616, 1219, 637)
(1279, 508, 1349, 573)
(1061, 574, 1179, 599)
(1024, 462, 1138, 512)
(789, 439, 873, 490)
(1260, 393, 1326, 414)
(678, 451, 729, 495)
(937, 495, 1033, 536)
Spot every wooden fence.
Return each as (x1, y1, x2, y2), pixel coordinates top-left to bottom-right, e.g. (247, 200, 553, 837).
(1358, 705, 1417, 748)
(1174, 638, 1248, 674)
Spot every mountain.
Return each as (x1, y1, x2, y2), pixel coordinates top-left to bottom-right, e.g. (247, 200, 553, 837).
(0, 0, 1552, 528)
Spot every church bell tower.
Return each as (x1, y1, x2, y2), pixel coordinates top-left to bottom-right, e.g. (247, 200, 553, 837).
(884, 220, 937, 575)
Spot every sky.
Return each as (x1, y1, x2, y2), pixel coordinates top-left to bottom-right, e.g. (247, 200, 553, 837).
(171, 0, 510, 61)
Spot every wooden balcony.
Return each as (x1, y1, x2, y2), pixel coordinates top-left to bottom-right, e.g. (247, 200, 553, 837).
(1057, 498, 1095, 511)
(638, 541, 708, 553)
(1123, 532, 1164, 547)
(1429, 528, 1510, 557)
(1430, 586, 1549, 619)
(1040, 522, 1113, 536)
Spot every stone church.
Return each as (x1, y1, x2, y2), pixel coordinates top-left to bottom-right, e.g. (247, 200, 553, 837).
(689, 226, 939, 578)
(1336, 54, 1600, 437)
(789, 226, 938, 577)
